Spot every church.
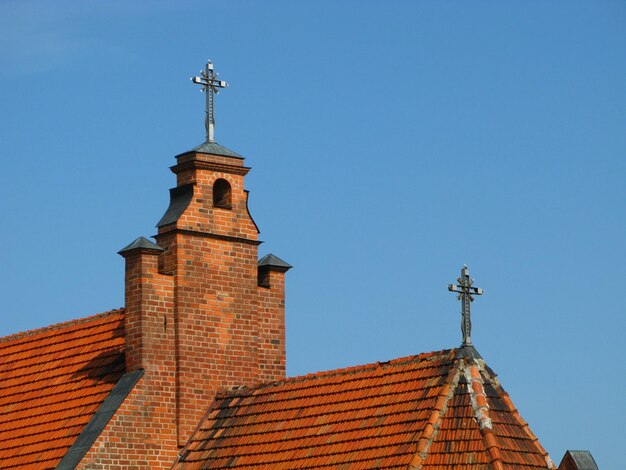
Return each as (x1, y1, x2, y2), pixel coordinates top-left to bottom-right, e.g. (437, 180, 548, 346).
(0, 62, 597, 470)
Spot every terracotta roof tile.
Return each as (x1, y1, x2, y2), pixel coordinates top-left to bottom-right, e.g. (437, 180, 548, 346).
(175, 349, 554, 469)
(0, 310, 125, 469)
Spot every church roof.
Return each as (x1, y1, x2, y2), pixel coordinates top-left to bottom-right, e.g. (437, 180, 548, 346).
(174, 348, 554, 469)
(0, 309, 557, 469)
(0, 310, 126, 469)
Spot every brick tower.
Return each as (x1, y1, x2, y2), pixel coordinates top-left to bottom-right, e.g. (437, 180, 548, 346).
(75, 62, 291, 467)
(153, 141, 290, 443)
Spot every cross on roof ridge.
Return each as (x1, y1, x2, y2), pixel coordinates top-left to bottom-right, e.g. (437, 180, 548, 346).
(448, 265, 484, 347)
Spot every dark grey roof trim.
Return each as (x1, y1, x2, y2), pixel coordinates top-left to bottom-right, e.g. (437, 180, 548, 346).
(258, 254, 292, 271)
(563, 451, 599, 470)
(156, 184, 194, 228)
(56, 370, 144, 470)
(118, 236, 164, 255)
(245, 190, 260, 235)
(177, 141, 243, 159)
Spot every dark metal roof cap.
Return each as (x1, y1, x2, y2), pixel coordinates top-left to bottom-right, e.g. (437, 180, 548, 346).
(178, 141, 243, 158)
(258, 254, 292, 270)
(562, 451, 598, 470)
(455, 344, 483, 360)
(118, 237, 164, 255)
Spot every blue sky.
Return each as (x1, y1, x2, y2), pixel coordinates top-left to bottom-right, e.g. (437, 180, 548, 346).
(1, 1, 624, 467)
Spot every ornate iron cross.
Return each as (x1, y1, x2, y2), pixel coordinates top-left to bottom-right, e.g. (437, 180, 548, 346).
(448, 265, 484, 346)
(191, 60, 228, 143)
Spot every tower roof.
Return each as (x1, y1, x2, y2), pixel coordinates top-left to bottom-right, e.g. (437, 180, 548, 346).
(178, 141, 242, 158)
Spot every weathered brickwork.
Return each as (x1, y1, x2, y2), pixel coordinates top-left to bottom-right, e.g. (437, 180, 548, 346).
(76, 378, 179, 470)
(157, 232, 265, 443)
(122, 247, 175, 374)
(77, 148, 289, 467)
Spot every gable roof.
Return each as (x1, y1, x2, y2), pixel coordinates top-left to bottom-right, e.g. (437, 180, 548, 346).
(174, 348, 554, 469)
(0, 310, 126, 469)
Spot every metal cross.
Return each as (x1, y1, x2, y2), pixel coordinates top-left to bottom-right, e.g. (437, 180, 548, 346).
(448, 265, 484, 346)
(191, 60, 228, 143)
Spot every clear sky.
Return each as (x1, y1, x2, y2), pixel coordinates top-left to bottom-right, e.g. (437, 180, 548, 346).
(1, 1, 624, 467)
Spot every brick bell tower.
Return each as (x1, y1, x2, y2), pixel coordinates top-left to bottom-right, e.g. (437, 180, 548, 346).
(119, 59, 290, 450)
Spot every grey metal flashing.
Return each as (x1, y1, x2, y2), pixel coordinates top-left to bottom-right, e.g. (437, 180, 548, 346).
(56, 370, 144, 470)
(118, 236, 164, 255)
(563, 451, 599, 470)
(156, 184, 194, 228)
(258, 254, 292, 271)
(177, 141, 243, 159)
(245, 190, 260, 234)
(455, 344, 483, 360)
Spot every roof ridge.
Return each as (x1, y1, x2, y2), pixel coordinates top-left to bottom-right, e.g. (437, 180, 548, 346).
(215, 349, 456, 398)
(462, 359, 505, 470)
(407, 357, 462, 469)
(0, 308, 124, 344)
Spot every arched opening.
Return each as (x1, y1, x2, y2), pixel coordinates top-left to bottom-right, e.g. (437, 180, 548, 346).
(213, 178, 232, 209)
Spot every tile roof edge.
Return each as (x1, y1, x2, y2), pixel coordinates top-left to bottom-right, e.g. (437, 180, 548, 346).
(478, 360, 556, 470)
(175, 389, 227, 466)
(56, 369, 143, 470)
(408, 357, 463, 469)
(215, 348, 457, 398)
(0, 308, 125, 344)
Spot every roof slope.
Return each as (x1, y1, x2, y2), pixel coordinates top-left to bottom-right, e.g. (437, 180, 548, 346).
(0, 310, 126, 469)
(174, 348, 554, 469)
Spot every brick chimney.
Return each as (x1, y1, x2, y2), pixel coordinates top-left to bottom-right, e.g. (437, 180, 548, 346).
(257, 254, 292, 381)
(118, 237, 173, 373)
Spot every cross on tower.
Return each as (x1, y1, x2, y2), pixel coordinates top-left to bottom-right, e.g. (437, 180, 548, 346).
(191, 60, 228, 143)
(448, 265, 484, 347)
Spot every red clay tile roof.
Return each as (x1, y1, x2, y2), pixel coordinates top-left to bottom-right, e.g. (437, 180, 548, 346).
(174, 348, 555, 470)
(0, 310, 126, 469)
